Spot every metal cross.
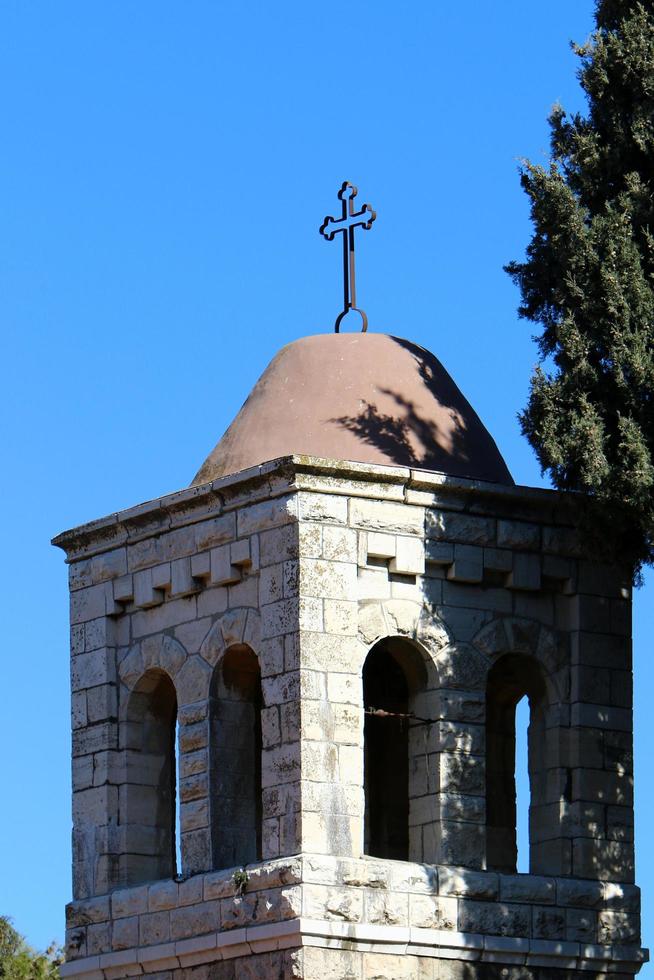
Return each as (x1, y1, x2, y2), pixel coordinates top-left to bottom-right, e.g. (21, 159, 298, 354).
(320, 181, 376, 332)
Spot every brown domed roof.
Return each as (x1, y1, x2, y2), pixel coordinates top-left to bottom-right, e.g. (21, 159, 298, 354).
(192, 333, 513, 486)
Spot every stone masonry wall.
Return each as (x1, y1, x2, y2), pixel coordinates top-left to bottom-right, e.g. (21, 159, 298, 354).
(54, 455, 643, 977)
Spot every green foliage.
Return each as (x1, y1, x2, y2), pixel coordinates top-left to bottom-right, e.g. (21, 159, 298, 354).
(0, 918, 63, 980)
(506, 0, 654, 578)
(232, 867, 249, 895)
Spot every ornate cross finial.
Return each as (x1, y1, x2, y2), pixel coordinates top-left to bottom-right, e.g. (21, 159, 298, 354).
(320, 181, 376, 332)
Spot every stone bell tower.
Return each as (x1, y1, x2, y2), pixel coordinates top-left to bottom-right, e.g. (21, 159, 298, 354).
(55, 189, 647, 979)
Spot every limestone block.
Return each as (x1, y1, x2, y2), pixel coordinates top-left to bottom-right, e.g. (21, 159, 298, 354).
(72, 649, 116, 692)
(112, 885, 149, 919)
(357, 567, 391, 600)
(298, 597, 322, 633)
(195, 513, 235, 551)
(180, 772, 208, 803)
(259, 565, 283, 606)
(181, 828, 211, 875)
(261, 744, 301, 788)
(263, 598, 300, 637)
(606, 804, 635, 843)
(72, 722, 118, 757)
(566, 907, 597, 942)
(230, 538, 251, 568)
(221, 607, 248, 648)
(436, 645, 487, 692)
(324, 599, 358, 636)
(187, 552, 210, 584)
(71, 584, 113, 625)
(409, 894, 457, 930)
(497, 520, 540, 550)
(301, 632, 364, 673)
(181, 799, 209, 832)
(499, 875, 555, 904)
(171, 619, 210, 657)
(72, 755, 93, 791)
(111, 915, 139, 950)
(139, 911, 171, 946)
(327, 672, 360, 706)
(170, 558, 199, 597)
(299, 491, 348, 524)
(110, 574, 133, 606)
(148, 880, 179, 912)
(438, 751, 485, 795)
(178, 876, 203, 907)
(73, 785, 117, 826)
(86, 685, 117, 723)
(442, 581, 511, 614)
(366, 532, 396, 561)
(426, 511, 495, 545)
(322, 525, 358, 563)
(425, 540, 454, 566)
(66, 896, 111, 928)
(302, 883, 363, 922)
(603, 881, 640, 912)
(71, 692, 87, 730)
(132, 569, 163, 608)
(175, 657, 212, 707)
(300, 559, 357, 600)
(298, 522, 323, 558)
(300, 946, 364, 980)
(179, 721, 207, 753)
(210, 544, 240, 586)
(573, 838, 635, 882)
(196, 584, 228, 619)
(508, 553, 541, 592)
(259, 524, 299, 566)
(458, 900, 530, 937)
(132, 596, 198, 639)
(532, 905, 566, 941)
(447, 544, 483, 584)
(170, 901, 220, 941)
(350, 498, 424, 535)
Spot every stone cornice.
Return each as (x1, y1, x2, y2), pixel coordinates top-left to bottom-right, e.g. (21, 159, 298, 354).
(52, 455, 573, 563)
(59, 917, 648, 979)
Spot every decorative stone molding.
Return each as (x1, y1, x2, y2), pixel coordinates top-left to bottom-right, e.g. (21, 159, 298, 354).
(118, 635, 187, 693)
(60, 917, 648, 979)
(200, 608, 262, 668)
(357, 598, 451, 659)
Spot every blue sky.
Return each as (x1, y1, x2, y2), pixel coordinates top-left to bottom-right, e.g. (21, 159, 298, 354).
(0, 0, 651, 966)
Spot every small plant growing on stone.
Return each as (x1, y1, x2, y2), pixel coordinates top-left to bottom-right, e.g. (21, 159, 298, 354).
(232, 867, 249, 896)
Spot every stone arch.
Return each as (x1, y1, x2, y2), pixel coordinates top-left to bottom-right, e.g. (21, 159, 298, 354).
(471, 616, 568, 701)
(118, 634, 186, 699)
(357, 599, 451, 663)
(200, 608, 263, 871)
(119, 667, 178, 886)
(472, 617, 569, 876)
(357, 599, 456, 865)
(200, 607, 261, 668)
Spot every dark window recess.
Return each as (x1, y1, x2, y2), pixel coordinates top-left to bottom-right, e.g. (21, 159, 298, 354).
(363, 642, 411, 860)
(210, 645, 263, 870)
(122, 670, 178, 885)
(485, 654, 547, 874)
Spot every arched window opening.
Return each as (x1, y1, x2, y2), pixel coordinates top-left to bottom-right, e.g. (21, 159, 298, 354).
(122, 670, 178, 885)
(515, 695, 530, 873)
(363, 637, 428, 862)
(486, 655, 546, 874)
(210, 645, 262, 870)
(175, 718, 182, 876)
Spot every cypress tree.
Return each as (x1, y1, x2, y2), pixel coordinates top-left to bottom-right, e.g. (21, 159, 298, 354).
(506, 0, 654, 579)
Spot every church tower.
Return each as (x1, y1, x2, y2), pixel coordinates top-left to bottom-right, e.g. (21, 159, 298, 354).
(54, 187, 646, 979)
